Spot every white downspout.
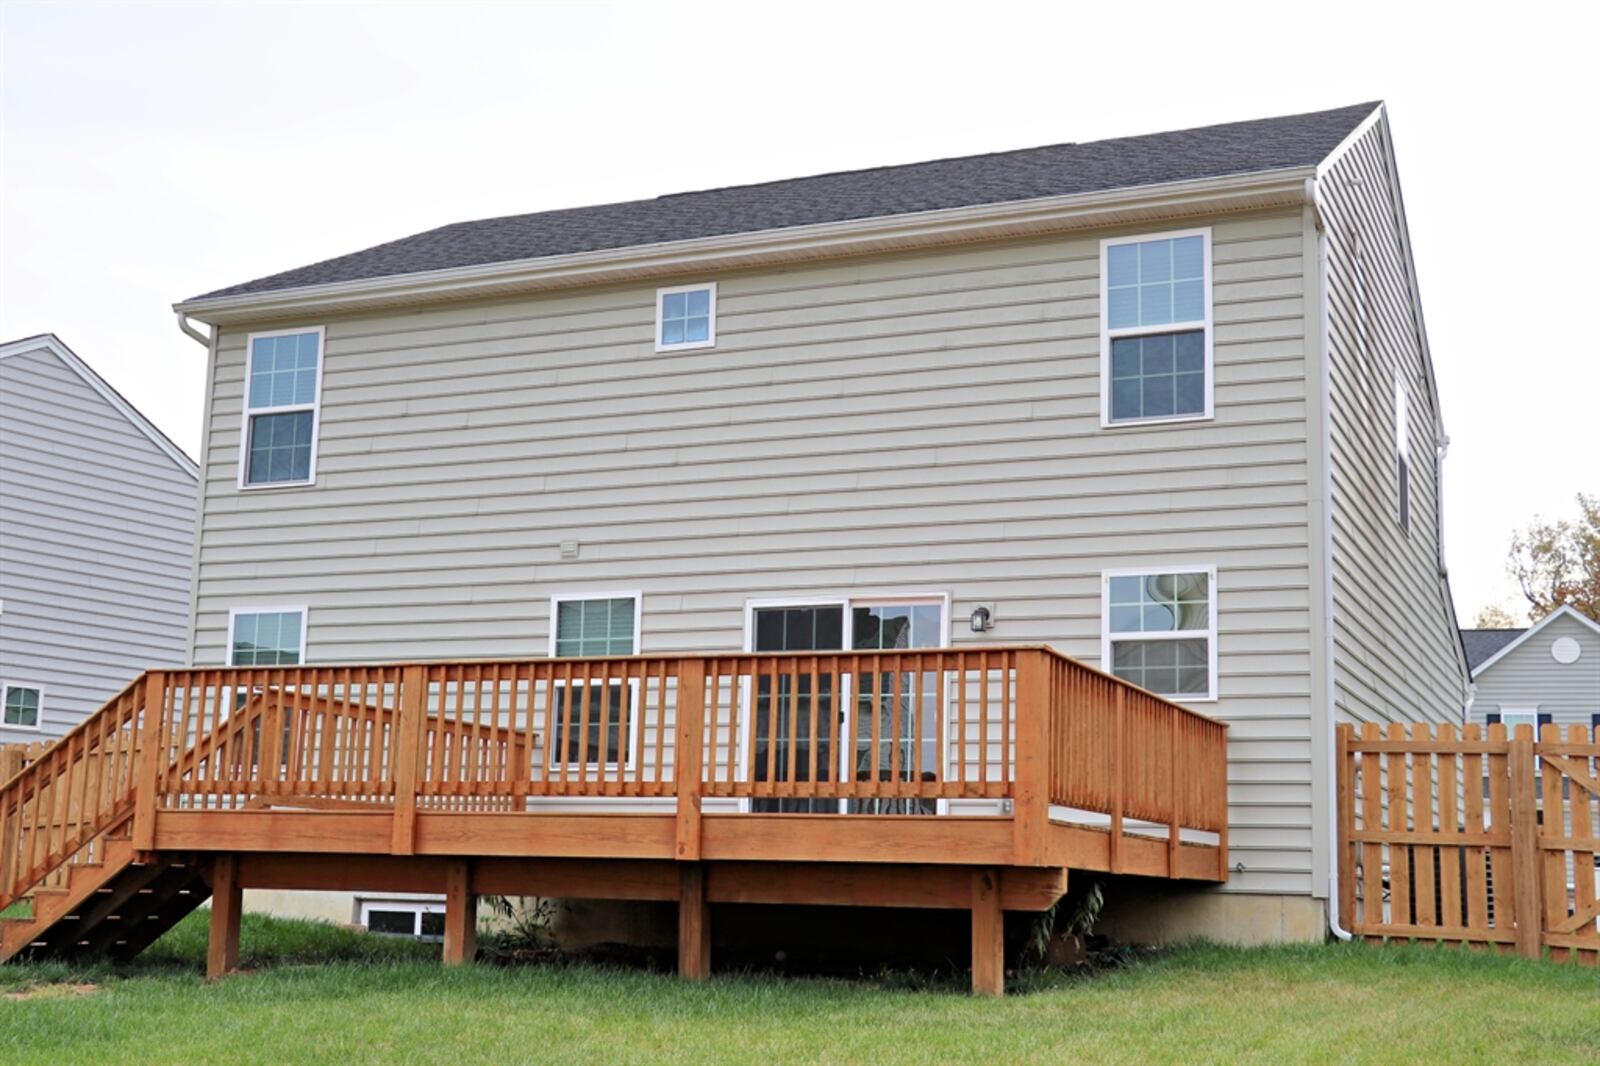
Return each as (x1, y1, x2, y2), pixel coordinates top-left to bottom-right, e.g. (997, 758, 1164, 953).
(1312, 185, 1353, 942)
(176, 311, 211, 347)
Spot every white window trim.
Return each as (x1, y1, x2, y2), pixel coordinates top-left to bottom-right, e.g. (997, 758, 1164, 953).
(237, 325, 326, 490)
(358, 898, 445, 939)
(1498, 707, 1540, 733)
(1, 681, 44, 731)
(654, 282, 717, 353)
(1099, 227, 1214, 428)
(740, 592, 951, 812)
(1100, 565, 1219, 703)
(546, 591, 643, 772)
(227, 606, 310, 666)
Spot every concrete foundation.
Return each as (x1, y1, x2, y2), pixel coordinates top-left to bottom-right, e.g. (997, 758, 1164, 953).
(1095, 881, 1327, 945)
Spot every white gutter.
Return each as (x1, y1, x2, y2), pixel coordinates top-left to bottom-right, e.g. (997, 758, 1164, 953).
(176, 312, 211, 347)
(174, 167, 1317, 326)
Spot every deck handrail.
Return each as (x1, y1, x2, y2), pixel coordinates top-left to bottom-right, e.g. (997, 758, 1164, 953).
(0, 646, 1230, 909)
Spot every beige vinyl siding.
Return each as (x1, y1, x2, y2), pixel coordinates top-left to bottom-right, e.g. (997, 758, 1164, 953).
(1471, 613, 1600, 725)
(0, 345, 197, 743)
(1316, 120, 1468, 736)
(192, 210, 1315, 894)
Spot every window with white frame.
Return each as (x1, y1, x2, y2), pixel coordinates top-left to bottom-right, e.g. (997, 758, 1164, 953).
(1395, 379, 1410, 533)
(1103, 569, 1216, 700)
(549, 594, 640, 766)
(359, 899, 445, 940)
(229, 609, 307, 666)
(1101, 229, 1212, 425)
(655, 283, 716, 351)
(241, 328, 323, 487)
(2, 684, 41, 729)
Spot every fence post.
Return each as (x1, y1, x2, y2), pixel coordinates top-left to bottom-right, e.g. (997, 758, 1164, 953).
(1335, 724, 1357, 929)
(1011, 649, 1050, 867)
(675, 659, 706, 862)
(1508, 726, 1543, 959)
(390, 665, 427, 855)
(131, 672, 165, 853)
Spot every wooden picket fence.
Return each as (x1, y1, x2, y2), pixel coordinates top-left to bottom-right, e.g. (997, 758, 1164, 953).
(1337, 722, 1599, 964)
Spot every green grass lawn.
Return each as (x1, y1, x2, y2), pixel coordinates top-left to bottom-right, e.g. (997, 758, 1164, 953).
(1, 914, 1595, 1065)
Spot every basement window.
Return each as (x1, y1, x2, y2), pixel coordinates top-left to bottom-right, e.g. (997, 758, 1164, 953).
(2, 684, 41, 729)
(655, 283, 716, 351)
(240, 327, 323, 488)
(359, 900, 445, 940)
(1101, 229, 1213, 425)
(1102, 568, 1217, 700)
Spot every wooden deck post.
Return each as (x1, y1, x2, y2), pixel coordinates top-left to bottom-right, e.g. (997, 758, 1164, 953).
(390, 665, 427, 855)
(674, 660, 706, 862)
(442, 859, 476, 965)
(970, 867, 1004, 996)
(207, 853, 242, 979)
(678, 862, 710, 980)
(132, 671, 166, 853)
(1508, 728, 1543, 959)
(1011, 650, 1050, 867)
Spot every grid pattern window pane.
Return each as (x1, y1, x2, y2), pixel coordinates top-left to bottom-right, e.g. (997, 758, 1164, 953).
(231, 611, 303, 666)
(850, 603, 942, 814)
(660, 288, 711, 346)
(1109, 331, 1205, 421)
(1106, 235, 1205, 329)
(248, 332, 320, 408)
(246, 411, 314, 484)
(554, 598, 636, 657)
(3, 687, 40, 727)
(552, 683, 629, 765)
(1107, 572, 1212, 698)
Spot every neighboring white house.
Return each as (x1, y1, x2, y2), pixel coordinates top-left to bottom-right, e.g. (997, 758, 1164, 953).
(1463, 605, 1600, 734)
(0, 334, 198, 746)
(170, 101, 1470, 943)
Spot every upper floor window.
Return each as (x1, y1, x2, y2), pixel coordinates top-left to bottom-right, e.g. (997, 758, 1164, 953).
(229, 608, 307, 666)
(656, 283, 716, 352)
(1100, 229, 1212, 426)
(240, 328, 323, 488)
(1102, 568, 1216, 700)
(2, 684, 41, 729)
(1395, 380, 1411, 533)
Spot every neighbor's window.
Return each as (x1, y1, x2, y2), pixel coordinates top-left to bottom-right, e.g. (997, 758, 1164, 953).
(2, 685, 41, 729)
(1103, 569, 1216, 700)
(1395, 379, 1410, 533)
(241, 328, 323, 487)
(655, 283, 716, 351)
(549, 594, 639, 766)
(1102, 230, 1212, 425)
(229, 609, 306, 666)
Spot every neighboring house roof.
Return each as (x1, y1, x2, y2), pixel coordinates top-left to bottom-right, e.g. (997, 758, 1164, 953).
(189, 102, 1379, 303)
(1460, 628, 1526, 672)
(1466, 605, 1600, 679)
(0, 334, 198, 478)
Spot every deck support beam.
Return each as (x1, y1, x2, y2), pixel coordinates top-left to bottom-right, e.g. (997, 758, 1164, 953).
(970, 867, 1004, 996)
(442, 859, 476, 965)
(678, 862, 710, 981)
(206, 854, 242, 980)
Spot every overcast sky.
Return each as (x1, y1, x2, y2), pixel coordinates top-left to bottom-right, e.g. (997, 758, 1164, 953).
(1, 1, 1593, 622)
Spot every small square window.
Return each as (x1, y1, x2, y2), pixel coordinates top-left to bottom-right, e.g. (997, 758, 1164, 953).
(656, 284, 716, 351)
(3, 685, 41, 729)
(1103, 569, 1216, 700)
(230, 609, 306, 666)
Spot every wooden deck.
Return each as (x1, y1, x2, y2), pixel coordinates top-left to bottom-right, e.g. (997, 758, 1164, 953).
(0, 646, 1228, 994)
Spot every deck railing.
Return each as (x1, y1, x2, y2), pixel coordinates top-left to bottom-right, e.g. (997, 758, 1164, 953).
(0, 646, 1229, 908)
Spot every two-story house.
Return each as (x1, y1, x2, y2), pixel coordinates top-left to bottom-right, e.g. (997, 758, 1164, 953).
(0, 334, 197, 746)
(152, 101, 1468, 949)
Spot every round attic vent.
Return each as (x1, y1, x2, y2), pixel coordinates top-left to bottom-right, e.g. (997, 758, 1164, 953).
(1551, 636, 1581, 665)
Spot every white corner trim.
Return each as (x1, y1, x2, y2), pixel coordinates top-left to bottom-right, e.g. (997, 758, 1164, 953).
(1097, 226, 1215, 429)
(1099, 565, 1219, 703)
(0, 334, 198, 478)
(235, 326, 326, 491)
(1470, 605, 1600, 680)
(654, 282, 717, 353)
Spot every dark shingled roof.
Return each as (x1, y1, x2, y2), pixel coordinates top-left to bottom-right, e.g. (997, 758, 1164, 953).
(192, 102, 1378, 302)
(1461, 629, 1526, 672)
